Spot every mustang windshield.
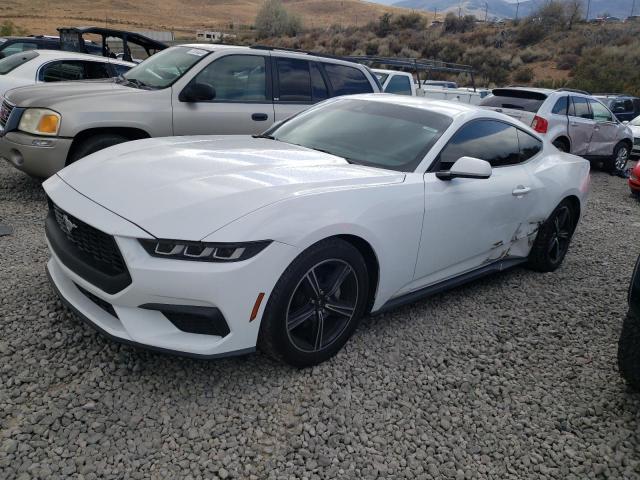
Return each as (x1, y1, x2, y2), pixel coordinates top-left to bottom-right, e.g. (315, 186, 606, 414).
(122, 46, 211, 89)
(271, 98, 452, 172)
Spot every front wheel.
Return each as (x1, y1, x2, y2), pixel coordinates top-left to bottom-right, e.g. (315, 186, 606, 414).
(527, 200, 576, 272)
(607, 141, 630, 173)
(258, 238, 369, 367)
(67, 133, 129, 165)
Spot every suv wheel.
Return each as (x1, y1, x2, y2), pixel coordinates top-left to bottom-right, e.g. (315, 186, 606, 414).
(608, 141, 630, 173)
(68, 134, 129, 165)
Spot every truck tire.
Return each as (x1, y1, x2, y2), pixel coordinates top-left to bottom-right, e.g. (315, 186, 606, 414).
(67, 134, 129, 165)
(618, 309, 640, 391)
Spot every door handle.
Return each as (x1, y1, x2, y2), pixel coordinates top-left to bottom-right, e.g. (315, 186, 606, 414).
(512, 186, 531, 196)
(252, 113, 269, 121)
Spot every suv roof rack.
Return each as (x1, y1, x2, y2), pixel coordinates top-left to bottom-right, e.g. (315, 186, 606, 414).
(556, 87, 590, 95)
(250, 45, 344, 61)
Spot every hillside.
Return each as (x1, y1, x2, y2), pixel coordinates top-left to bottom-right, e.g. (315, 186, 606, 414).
(371, 0, 637, 20)
(0, 0, 415, 37)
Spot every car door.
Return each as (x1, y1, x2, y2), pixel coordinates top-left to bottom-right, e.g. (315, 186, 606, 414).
(567, 96, 595, 155)
(413, 120, 537, 287)
(272, 56, 328, 122)
(587, 98, 621, 156)
(171, 53, 275, 135)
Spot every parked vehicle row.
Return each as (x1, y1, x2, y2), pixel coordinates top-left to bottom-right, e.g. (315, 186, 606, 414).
(480, 87, 633, 172)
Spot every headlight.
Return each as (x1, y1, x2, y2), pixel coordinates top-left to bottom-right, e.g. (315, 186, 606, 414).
(18, 108, 61, 136)
(139, 239, 272, 262)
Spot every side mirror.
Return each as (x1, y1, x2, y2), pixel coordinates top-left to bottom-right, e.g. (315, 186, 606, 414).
(436, 156, 492, 181)
(623, 120, 630, 125)
(179, 82, 216, 103)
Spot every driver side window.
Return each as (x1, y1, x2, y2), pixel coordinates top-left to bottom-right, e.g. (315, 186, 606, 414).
(436, 120, 521, 171)
(589, 99, 613, 122)
(193, 55, 267, 102)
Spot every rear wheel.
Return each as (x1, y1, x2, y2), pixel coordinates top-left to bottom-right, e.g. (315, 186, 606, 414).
(618, 309, 640, 391)
(527, 200, 576, 272)
(259, 238, 369, 367)
(67, 133, 129, 165)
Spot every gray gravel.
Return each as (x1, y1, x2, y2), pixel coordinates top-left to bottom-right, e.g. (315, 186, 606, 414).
(1, 161, 640, 480)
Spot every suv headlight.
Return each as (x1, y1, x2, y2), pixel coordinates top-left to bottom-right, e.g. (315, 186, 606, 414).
(139, 239, 271, 262)
(18, 108, 61, 136)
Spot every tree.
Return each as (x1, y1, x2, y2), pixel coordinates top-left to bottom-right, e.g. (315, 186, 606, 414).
(564, 0, 584, 30)
(375, 13, 393, 37)
(255, 0, 303, 39)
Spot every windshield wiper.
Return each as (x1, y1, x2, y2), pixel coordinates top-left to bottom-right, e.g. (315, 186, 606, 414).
(118, 76, 153, 90)
(252, 133, 275, 140)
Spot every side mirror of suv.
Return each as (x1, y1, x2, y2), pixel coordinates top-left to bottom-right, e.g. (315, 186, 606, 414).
(436, 156, 492, 181)
(179, 83, 216, 103)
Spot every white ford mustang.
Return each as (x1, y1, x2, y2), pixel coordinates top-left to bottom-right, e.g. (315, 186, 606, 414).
(43, 94, 590, 366)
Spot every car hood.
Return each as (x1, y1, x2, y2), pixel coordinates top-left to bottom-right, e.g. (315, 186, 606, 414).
(4, 79, 137, 108)
(628, 124, 640, 136)
(55, 136, 406, 240)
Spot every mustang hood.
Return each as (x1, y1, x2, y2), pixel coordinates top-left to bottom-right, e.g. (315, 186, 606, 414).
(56, 136, 405, 240)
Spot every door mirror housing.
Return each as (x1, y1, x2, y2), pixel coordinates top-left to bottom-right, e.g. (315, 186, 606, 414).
(179, 82, 216, 103)
(436, 156, 492, 181)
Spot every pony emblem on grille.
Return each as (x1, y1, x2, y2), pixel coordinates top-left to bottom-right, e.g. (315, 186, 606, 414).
(62, 214, 78, 234)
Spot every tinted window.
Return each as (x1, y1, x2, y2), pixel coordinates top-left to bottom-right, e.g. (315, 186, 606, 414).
(271, 98, 452, 172)
(112, 63, 132, 76)
(385, 75, 412, 95)
(41, 61, 85, 81)
(0, 50, 38, 74)
(438, 120, 521, 170)
(480, 89, 546, 113)
(633, 99, 640, 112)
(571, 96, 593, 119)
(194, 55, 267, 102)
(276, 58, 311, 102)
(552, 96, 568, 115)
(310, 62, 328, 101)
(624, 99, 634, 111)
(589, 99, 613, 122)
(323, 63, 373, 96)
(517, 129, 543, 161)
(84, 61, 112, 79)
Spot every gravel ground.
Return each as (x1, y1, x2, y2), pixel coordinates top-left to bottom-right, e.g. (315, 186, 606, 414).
(1, 161, 639, 480)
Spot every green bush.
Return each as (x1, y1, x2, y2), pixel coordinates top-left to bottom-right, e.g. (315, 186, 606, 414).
(569, 45, 640, 96)
(255, 0, 302, 39)
(513, 66, 534, 83)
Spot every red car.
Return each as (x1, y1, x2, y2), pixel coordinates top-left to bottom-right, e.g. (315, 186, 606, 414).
(630, 162, 640, 196)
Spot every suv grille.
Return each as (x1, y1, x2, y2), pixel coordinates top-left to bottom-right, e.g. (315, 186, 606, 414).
(0, 100, 14, 129)
(50, 201, 127, 276)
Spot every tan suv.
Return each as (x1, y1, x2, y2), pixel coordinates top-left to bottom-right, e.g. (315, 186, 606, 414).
(0, 45, 380, 178)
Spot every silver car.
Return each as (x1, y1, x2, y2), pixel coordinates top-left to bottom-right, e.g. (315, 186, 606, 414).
(481, 87, 633, 172)
(0, 44, 380, 178)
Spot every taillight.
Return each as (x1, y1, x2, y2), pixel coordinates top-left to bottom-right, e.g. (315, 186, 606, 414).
(532, 115, 548, 134)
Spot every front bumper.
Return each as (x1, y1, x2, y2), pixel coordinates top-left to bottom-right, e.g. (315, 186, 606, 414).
(44, 176, 299, 358)
(0, 131, 71, 178)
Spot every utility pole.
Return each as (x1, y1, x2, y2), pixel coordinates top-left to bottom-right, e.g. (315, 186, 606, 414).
(515, 1, 520, 21)
(586, 0, 591, 20)
(434, 8, 438, 21)
(484, 2, 489, 22)
(632, 0, 637, 17)
(458, 2, 462, 18)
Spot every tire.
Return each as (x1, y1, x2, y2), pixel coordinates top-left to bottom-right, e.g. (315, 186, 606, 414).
(553, 138, 570, 153)
(67, 133, 129, 165)
(618, 309, 640, 392)
(527, 200, 576, 272)
(606, 141, 630, 173)
(258, 238, 369, 367)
